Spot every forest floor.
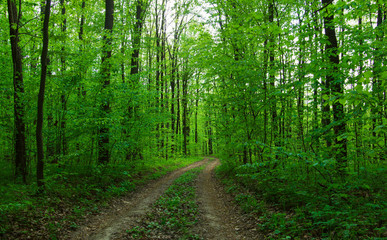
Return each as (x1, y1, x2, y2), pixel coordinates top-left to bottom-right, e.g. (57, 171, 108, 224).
(62, 158, 262, 240)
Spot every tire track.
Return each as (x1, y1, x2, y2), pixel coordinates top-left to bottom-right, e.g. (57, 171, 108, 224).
(195, 158, 263, 240)
(66, 159, 208, 240)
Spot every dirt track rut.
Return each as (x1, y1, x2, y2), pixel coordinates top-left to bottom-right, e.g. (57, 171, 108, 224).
(66, 158, 262, 240)
(195, 158, 262, 240)
(66, 159, 207, 240)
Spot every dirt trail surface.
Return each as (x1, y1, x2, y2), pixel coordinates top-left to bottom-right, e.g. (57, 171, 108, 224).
(195, 159, 263, 240)
(65, 159, 208, 240)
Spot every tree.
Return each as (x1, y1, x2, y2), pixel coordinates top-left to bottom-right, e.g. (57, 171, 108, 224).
(59, 0, 68, 156)
(321, 0, 347, 176)
(126, 0, 148, 161)
(36, 0, 52, 189)
(98, 0, 114, 164)
(7, 0, 27, 183)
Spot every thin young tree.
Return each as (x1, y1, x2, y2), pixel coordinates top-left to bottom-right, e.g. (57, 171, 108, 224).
(36, 0, 52, 189)
(98, 0, 114, 164)
(321, 0, 347, 176)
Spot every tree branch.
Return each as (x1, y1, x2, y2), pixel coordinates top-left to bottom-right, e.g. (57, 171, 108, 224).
(315, 0, 334, 13)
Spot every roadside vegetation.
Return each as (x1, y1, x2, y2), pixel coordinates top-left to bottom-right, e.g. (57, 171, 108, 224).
(0, 156, 201, 239)
(217, 162, 386, 239)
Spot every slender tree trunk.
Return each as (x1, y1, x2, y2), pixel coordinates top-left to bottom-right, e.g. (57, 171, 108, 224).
(98, 0, 114, 164)
(170, 56, 176, 153)
(208, 120, 213, 155)
(321, 29, 331, 148)
(7, 0, 27, 183)
(268, 0, 279, 162)
(263, 39, 268, 148)
(59, 0, 67, 156)
(36, 0, 52, 190)
(195, 76, 199, 144)
(372, 4, 385, 161)
(297, 25, 306, 152)
(176, 71, 181, 136)
(322, 0, 347, 176)
(155, 0, 161, 152)
(130, 0, 145, 77)
(75, 0, 86, 161)
(354, 16, 363, 171)
(160, 5, 166, 157)
(126, 0, 146, 161)
(312, 7, 320, 153)
(79, 1, 85, 41)
(182, 66, 189, 156)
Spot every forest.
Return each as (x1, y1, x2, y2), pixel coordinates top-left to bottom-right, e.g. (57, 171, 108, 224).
(1, 0, 386, 239)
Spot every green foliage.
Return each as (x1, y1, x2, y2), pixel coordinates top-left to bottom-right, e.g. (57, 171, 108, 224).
(1, 0, 386, 238)
(217, 161, 387, 239)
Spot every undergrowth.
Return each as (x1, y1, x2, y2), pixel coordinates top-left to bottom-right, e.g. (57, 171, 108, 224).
(217, 160, 386, 239)
(126, 166, 204, 240)
(0, 156, 202, 239)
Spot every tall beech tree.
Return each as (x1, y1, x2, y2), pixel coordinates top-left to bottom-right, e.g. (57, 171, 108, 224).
(125, 0, 148, 161)
(321, 0, 347, 176)
(98, 0, 114, 164)
(36, 0, 52, 189)
(59, 0, 67, 156)
(7, 0, 27, 183)
(130, 0, 147, 77)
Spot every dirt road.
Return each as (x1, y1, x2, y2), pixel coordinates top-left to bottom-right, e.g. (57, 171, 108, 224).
(66, 160, 207, 240)
(195, 159, 263, 240)
(65, 158, 261, 240)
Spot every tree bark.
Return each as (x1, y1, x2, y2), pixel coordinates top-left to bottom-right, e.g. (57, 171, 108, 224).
(130, 0, 145, 77)
(59, 0, 67, 156)
(98, 0, 114, 164)
(126, 0, 146, 161)
(182, 63, 189, 156)
(268, 0, 279, 161)
(36, 0, 52, 189)
(372, 4, 385, 161)
(7, 0, 27, 183)
(321, 0, 347, 176)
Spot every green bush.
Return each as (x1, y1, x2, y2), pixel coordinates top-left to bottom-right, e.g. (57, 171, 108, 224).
(217, 159, 387, 239)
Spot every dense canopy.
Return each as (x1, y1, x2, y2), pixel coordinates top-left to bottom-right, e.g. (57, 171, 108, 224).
(1, 0, 386, 238)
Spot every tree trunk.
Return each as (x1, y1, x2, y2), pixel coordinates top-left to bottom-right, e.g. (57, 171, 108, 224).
(98, 0, 114, 164)
(36, 0, 52, 190)
(268, 0, 279, 161)
(60, 0, 67, 156)
(322, 0, 347, 176)
(372, 4, 385, 161)
(195, 77, 199, 144)
(176, 71, 181, 138)
(130, 0, 145, 77)
(182, 60, 189, 156)
(126, 0, 146, 161)
(208, 120, 213, 155)
(7, 0, 27, 183)
(160, 4, 166, 157)
(155, 0, 161, 152)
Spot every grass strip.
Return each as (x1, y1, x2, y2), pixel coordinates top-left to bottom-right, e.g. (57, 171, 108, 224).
(126, 167, 204, 240)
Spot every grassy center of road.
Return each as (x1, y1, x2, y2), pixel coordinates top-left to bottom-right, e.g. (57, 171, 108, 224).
(125, 166, 204, 239)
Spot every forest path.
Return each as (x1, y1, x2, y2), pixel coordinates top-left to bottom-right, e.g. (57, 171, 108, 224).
(194, 158, 263, 240)
(65, 159, 208, 240)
